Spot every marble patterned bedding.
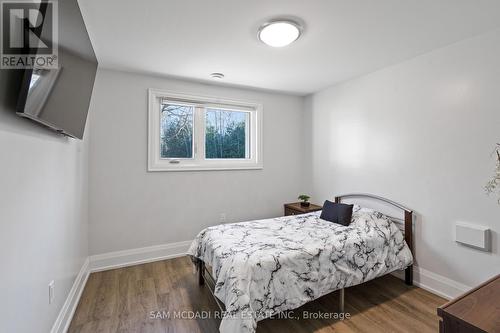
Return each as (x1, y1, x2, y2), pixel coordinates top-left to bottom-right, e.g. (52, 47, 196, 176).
(187, 205, 413, 333)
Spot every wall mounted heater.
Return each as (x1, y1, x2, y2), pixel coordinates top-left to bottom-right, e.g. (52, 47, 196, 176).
(455, 222, 491, 251)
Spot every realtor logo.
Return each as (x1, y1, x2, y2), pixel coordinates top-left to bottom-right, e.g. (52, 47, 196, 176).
(1, 0, 58, 69)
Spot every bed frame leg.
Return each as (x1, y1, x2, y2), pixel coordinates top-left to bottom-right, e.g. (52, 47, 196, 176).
(197, 260, 205, 286)
(405, 265, 413, 286)
(339, 288, 344, 313)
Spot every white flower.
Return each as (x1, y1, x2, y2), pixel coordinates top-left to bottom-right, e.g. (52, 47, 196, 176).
(485, 144, 500, 204)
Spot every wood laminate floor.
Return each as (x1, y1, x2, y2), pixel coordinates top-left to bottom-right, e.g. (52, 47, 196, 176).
(69, 256, 446, 333)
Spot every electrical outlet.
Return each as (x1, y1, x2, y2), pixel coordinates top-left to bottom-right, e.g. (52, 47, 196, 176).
(220, 213, 226, 223)
(48, 280, 55, 304)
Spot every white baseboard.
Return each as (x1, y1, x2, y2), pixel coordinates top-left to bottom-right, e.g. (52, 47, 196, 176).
(392, 265, 471, 300)
(89, 240, 192, 272)
(50, 258, 90, 333)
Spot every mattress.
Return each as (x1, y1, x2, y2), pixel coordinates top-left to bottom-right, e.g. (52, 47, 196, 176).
(188, 205, 413, 333)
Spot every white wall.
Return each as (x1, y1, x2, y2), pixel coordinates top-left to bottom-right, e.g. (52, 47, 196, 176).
(305, 29, 500, 290)
(0, 70, 89, 333)
(88, 69, 306, 255)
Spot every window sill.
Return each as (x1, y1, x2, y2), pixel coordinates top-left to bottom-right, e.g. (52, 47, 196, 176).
(147, 165, 264, 172)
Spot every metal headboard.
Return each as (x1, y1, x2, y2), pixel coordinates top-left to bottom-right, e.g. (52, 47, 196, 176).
(335, 193, 414, 285)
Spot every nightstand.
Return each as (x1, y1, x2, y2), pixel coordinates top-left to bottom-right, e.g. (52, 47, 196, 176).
(284, 202, 323, 216)
(438, 274, 500, 333)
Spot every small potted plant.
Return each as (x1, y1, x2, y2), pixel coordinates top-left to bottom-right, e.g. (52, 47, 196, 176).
(298, 194, 311, 207)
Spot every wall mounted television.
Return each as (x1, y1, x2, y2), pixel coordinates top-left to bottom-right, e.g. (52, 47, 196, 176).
(16, 0, 97, 140)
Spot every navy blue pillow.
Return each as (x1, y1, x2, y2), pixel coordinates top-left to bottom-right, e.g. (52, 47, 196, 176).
(320, 200, 354, 226)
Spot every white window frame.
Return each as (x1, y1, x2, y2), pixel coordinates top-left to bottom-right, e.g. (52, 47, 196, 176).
(148, 89, 263, 171)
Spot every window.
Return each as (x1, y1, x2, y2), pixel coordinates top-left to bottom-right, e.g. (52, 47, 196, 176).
(205, 108, 249, 159)
(148, 89, 262, 171)
(160, 103, 194, 159)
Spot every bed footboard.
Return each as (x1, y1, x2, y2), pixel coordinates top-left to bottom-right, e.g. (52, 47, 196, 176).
(196, 258, 226, 311)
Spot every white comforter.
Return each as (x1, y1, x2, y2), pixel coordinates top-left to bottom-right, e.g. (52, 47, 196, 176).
(188, 206, 413, 333)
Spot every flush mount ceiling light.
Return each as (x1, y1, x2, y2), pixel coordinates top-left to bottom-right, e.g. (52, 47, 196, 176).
(258, 19, 302, 47)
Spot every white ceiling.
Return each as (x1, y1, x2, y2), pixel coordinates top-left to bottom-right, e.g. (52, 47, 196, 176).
(78, 0, 500, 95)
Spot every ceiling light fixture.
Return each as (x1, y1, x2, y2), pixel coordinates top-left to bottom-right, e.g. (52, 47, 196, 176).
(258, 19, 302, 47)
(210, 72, 225, 79)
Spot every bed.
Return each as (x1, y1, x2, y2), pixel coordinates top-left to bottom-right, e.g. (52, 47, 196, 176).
(187, 193, 414, 333)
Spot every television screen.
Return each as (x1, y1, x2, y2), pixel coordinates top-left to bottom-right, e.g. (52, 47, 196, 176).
(16, 0, 97, 139)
